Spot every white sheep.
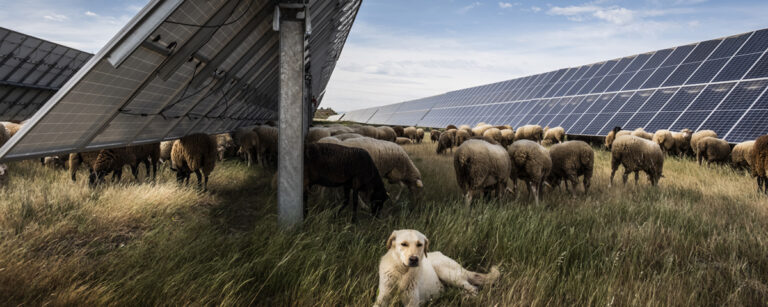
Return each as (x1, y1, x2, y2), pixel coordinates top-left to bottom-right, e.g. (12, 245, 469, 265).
(341, 137, 424, 201)
(404, 126, 417, 141)
(482, 127, 502, 144)
(307, 127, 331, 143)
(508, 140, 552, 204)
(731, 140, 755, 171)
(514, 125, 544, 143)
(376, 126, 397, 142)
(652, 129, 675, 154)
(454, 139, 511, 206)
(171, 133, 217, 190)
(691, 130, 718, 159)
(610, 135, 664, 186)
(543, 126, 565, 144)
(631, 128, 653, 140)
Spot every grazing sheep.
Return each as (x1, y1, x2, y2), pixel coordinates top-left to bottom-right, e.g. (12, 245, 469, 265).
(395, 137, 412, 145)
(69, 151, 101, 182)
(355, 126, 379, 138)
(160, 141, 173, 163)
(514, 125, 544, 143)
(171, 133, 217, 190)
(752, 135, 768, 194)
(430, 130, 441, 143)
(90, 143, 161, 186)
(454, 140, 511, 206)
(376, 126, 397, 142)
(335, 133, 365, 141)
(455, 129, 471, 147)
(652, 129, 676, 154)
(500, 129, 515, 147)
(0, 164, 7, 188)
(471, 124, 493, 137)
(216, 133, 237, 161)
(547, 141, 594, 195)
(458, 125, 471, 131)
(0, 124, 9, 147)
(605, 126, 628, 150)
(256, 125, 278, 168)
(436, 130, 456, 154)
(508, 140, 552, 204)
(446, 124, 457, 130)
(672, 129, 693, 157)
(610, 135, 664, 186)
(495, 125, 513, 130)
(697, 137, 731, 166)
(631, 128, 652, 140)
(482, 128, 502, 144)
(393, 126, 405, 137)
(42, 155, 68, 169)
(415, 128, 425, 144)
(307, 127, 331, 143)
(731, 140, 755, 171)
(304, 143, 389, 219)
(0, 122, 21, 137)
(543, 126, 565, 144)
(329, 125, 355, 136)
(691, 130, 718, 159)
(342, 137, 424, 200)
(404, 126, 417, 141)
(236, 129, 260, 166)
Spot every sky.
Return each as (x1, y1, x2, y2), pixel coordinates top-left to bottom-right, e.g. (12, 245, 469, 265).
(2, 0, 767, 112)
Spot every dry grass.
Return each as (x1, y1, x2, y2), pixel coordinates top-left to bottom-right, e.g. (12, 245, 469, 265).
(1, 135, 767, 306)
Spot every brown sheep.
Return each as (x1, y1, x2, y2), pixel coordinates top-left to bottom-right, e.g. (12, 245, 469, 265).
(0, 121, 22, 137)
(610, 135, 664, 186)
(547, 141, 594, 195)
(482, 127, 502, 144)
(171, 133, 217, 190)
(731, 140, 755, 171)
(454, 140, 510, 206)
(455, 129, 471, 147)
(436, 129, 456, 154)
(0, 124, 9, 148)
(672, 129, 693, 157)
(355, 126, 379, 139)
(508, 140, 552, 204)
(631, 128, 652, 140)
(652, 129, 676, 154)
(543, 126, 565, 144)
(446, 125, 457, 130)
(691, 130, 718, 159)
(256, 125, 278, 168)
(393, 126, 405, 137)
(69, 151, 100, 182)
(430, 130, 441, 143)
(471, 124, 493, 137)
(751, 135, 768, 194)
(697, 137, 731, 166)
(307, 127, 332, 143)
(500, 129, 515, 147)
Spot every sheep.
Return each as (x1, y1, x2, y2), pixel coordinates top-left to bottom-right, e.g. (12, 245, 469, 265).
(672, 129, 693, 157)
(547, 141, 594, 195)
(335, 133, 365, 141)
(731, 140, 755, 171)
(471, 124, 493, 137)
(307, 127, 331, 143)
(458, 125, 471, 131)
(630, 128, 652, 140)
(436, 129, 456, 154)
(90, 143, 161, 185)
(430, 130, 441, 143)
(0, 124, 9, 148)
(376, 126, 397, 142)
(355, 126, 379, 138)
(446, 124, 457, 130)
(453, 139, 511, 206)
(514, 125, 544, 143)
(403, 126, 417, 141)
(483, 127, 501, 143)
(455, 129, 471, 147)
(236, 129, 260, 166)
(0, 164, 7, 188)
(500, 129, 515, 147)
(395, 137, 412, 145)
(507, 140, 552, 204)
(495, 125, 513, 130)
(610, 135, 664, 186)
(752, 135, 768, 194)
(605, 126, 629, 150)
(329, 126, 355, 136)
(69, 151, 101, 182)
(341, 137, 423, 201)
(652, 129, 676, 154)
(216, 133, 237, 161)
(304, 143, 389, 219)
(697, 137, 731, 166)
(415, 128, 425, 143)
(543, 126, 565, 145)
(160, 141, 173, 163)
(256, 125, 278, 168)
(317, 136, 343, 145)
(171, 133, 217, 190)
(0, 122, 21, 137)
(393, 126, 405, 137)
(42, 155, 67, 169)
(691, 130, 718, 159)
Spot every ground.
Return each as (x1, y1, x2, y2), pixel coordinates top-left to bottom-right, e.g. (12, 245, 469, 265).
(0, 135, 767, 306)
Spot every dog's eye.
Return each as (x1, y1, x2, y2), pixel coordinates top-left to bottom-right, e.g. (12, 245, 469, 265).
(416, 243, 423, 247)
(401, 242, 408, 247)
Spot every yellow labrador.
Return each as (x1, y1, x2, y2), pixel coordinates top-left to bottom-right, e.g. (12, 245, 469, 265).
(374, 229, 499, 306)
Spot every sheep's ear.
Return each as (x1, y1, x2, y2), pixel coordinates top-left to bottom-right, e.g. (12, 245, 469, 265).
(423, 237, 430, 258)
(386, 231, 397, 250)
(416, 180, 424, 188)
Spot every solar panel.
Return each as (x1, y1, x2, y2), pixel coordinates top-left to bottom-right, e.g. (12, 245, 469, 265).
(0, 0, 361, 161)
(346, 27, 768, 143)
(0, 27, 92, 122)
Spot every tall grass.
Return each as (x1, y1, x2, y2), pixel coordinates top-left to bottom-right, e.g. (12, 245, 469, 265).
(0, 136, 767, 306)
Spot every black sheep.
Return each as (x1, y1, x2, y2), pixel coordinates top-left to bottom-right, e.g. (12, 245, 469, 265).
(430, 130, 441, 143)
(304, 143, 389, 220)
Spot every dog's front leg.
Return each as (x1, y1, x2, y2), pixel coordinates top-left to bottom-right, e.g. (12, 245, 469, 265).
(402, 288, 420, 307)
(374, 275, 394, 307)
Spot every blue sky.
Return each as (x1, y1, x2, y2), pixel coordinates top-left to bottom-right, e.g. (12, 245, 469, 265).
(2, 0, 767, 112)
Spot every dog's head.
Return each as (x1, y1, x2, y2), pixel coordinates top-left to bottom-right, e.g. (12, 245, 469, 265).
(386, 229, 429, 268)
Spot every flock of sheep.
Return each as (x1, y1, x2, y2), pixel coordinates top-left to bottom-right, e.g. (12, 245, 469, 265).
(1, 118, 767, 219)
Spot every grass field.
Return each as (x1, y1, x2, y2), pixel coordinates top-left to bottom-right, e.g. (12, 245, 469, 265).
(1, 134, 767, 306)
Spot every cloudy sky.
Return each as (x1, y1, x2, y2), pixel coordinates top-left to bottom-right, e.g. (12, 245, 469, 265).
(2, 0, 767, 112)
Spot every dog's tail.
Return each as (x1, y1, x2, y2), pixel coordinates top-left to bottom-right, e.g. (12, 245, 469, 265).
(468, 265, 500, 286)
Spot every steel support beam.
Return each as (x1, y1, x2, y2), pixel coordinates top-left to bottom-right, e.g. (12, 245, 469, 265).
(277, 17, 305, 229)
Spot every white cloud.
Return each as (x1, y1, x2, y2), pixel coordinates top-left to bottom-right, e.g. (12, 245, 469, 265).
(458, 2, 481, 14)
(85, 11, 98, 17)
(548, 4, 637, 25)
(43, 13, 68, 22)
(498, 2, 517, 9)
(531, 6, 542, 12)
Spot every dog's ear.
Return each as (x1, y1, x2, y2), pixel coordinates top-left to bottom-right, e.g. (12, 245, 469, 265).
(423, 237, 430, 258)
(386, 231, 397, 250)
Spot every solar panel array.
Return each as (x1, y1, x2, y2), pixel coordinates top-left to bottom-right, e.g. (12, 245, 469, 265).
(0, 27, 92, 122)
(0, 0, 361, 161)
(343, 28, 768, 143)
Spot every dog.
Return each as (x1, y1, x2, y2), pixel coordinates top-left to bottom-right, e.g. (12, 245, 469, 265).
(374, 229, 500, 306)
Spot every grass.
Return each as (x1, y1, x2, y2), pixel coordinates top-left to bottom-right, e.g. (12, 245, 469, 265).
(1, 135, 767, 306)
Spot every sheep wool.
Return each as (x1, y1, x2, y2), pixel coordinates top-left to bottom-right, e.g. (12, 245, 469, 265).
(455, 129, 471, 147)
(403, 126, 417, 140)
(731, 140, 755, 171)
(672, 129, 693, 156)
(436, 129, 456, 154)
(691, 130, 718, 157)
(393, 126, 405, 137)
(652, 129, 675, 154)
(543, 126, 565, 144)
(471, 124, 493, 137)
(610, 135, 664, 186)
(0, 124, 10, 148)
(335, 133, 365, 141)
(454, 140, 511, 206)
(342, 137, 424, 193)
(751, 135, 768, 194)
(68, 151, 100, 182)
(171, 133, 217, 189)
(375, 126, 397, 142)
(482, 127, 502, 144)
(508, 140, 552, 204)
(430, 130, 441, 143)
(500, 129, 515, 147)
(395, 137, 412, 145)
(697, 137, 731, 166)
(0, 122, 21, 137)
(547, 141, 594, 194)
(307, 127, 331, 143)
(416, 128, 425, 143)
(514, 125, 544, 142)
(631, 128, 652, 140)
(160, 141, 174, 162)
(256, 125, 278, 168)
(355, 126, 379, 139)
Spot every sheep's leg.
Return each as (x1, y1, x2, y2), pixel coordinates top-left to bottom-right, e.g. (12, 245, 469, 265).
(609, 168, 616, 188)
(338, 188, 351, 216)
(151, 160, 157, 182)
(525, 181, 533, 201)
(143, 160, 150, 180)
(194, 170, 202, 188)
(531, 183, 540, 205)
(351, 190, 359, 222)
(567, 175, 579, 196)
(393, 182, 405, 203)
(622, 169, 630, 185)
(583, 175, 591, 194)
(634, 171, 639, 185)
(464, 191, 473, 207)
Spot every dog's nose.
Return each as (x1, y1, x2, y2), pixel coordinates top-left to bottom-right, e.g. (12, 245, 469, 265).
(408, 256, 419, 267)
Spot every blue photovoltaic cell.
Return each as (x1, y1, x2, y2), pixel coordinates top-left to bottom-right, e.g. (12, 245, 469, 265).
(710, 33, 750, 59)
(642, 66, 676, 88)
(686, 83, 735, 111)
(606, 72, 635, 92)
(625, 53, 653, 72)
(623, 69, 654, 90)
(699, 110, 747, 136)
(603, 92, 633, 113)
(639, 89, 677, 112)
(737, 29, 768, 55)
(745, 53, 768, 79)
(751, 89, 768, 109)
(727, 109, 768, 141)
(645, 111, 682, 131)
(618, 90, 654, 113)
(661, 45, 696, 67)
(599, 112, 634, 134)
(714, 53, 761, 81)
(582, 113, 615, 134)
(663, 63, 700, 86)
(683, 39, 721, 63)
(661, 85, 704, 112)
(671, 110, 711, 131)
(686, 58, 728, 84)
(642, 48, 674, 69)
(624, 112, 655, 130)
(716, 80, 768, 110)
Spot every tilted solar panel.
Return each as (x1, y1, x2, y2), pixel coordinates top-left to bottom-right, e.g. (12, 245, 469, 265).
(346, 27, 768, 143)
